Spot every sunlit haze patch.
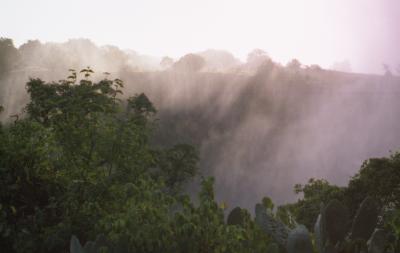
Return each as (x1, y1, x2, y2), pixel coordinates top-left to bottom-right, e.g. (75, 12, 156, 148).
(1, 0, 399, 74)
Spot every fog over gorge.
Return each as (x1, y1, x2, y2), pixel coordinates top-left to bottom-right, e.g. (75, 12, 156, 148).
(4, 1, 400, 251)
(1, 38, 399, 209)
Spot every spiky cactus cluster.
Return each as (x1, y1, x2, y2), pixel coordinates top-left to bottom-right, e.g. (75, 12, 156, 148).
(286, 225, 313, 253)
(70, 234, 128, 253)
(255, 203, 290, 248)
(314, 197, 382, 253)
(314, 197, 385, 253)
(69, 196, 388, 253)
(255, 203, 313, 253)
(256, 196, 386, 253)
(350, 197, 380, 241)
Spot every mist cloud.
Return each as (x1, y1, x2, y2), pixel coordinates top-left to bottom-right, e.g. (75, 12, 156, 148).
(1, 38, 400, 210)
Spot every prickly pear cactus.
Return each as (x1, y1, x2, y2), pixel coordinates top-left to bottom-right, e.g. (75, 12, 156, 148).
(70, 235, 85, 253)
(83, 241, 95, 253)
(314, 213, 324, 253)
(367, 229, 386, 253)
(70, 234, 119, 253)
(286, 225, 313, 253)
(266, 242, 280, 253)
(350, 197, 379, 241)
(324, 199, 349, 245)
(93, 234, 110, 252)
(255, 203, 289, 247)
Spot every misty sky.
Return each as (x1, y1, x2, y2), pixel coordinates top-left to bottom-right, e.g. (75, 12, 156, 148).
(1, 0, 399, 74)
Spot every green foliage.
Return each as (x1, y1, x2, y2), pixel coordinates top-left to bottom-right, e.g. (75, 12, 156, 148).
(127, 93, 156, 116)
(279, 152, 400, 252)
(96, 175, 175, 252)
(286, 225, 313, 253)
(346, 154, 400, 216)
(0, 70, 278, 253)
(173, 177, 241, 252)
(262, 196, 275, 211)
(70, 177, 273, 253)
(0, 120, 60, 252)
(0, 70, 200, 252)
(171, 177, 272, 253)
(383, 208, 400, 252)
(156, 143, 199, 192)
(1, 66, 399, 253)
(283, 179, 345, 230)
(255, 203, 289, 248)
(276, 206, 297, 229)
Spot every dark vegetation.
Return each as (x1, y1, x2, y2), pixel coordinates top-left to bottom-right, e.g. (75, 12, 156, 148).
(0, 69, 273, 253)
(0, 38, 399, 252)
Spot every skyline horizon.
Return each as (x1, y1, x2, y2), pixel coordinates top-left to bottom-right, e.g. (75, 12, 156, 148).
(4, 36, 397, 76)
(2, 0, 399, 75)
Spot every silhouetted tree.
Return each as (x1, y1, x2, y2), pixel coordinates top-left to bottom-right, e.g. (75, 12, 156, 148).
(286, 59, 301, 70)
(198, 49, 240, 71)
(172, 53, 205, 72)
(309, 64, 323, 71)
(160, 56, 174, 69)
(0, 38, 19, 76)
(19, 40, 42, 65)
(246, 49, 270, 69)
(383, 64, 392, 76)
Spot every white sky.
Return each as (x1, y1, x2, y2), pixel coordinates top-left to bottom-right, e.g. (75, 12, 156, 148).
(1, 0, 399, 74)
